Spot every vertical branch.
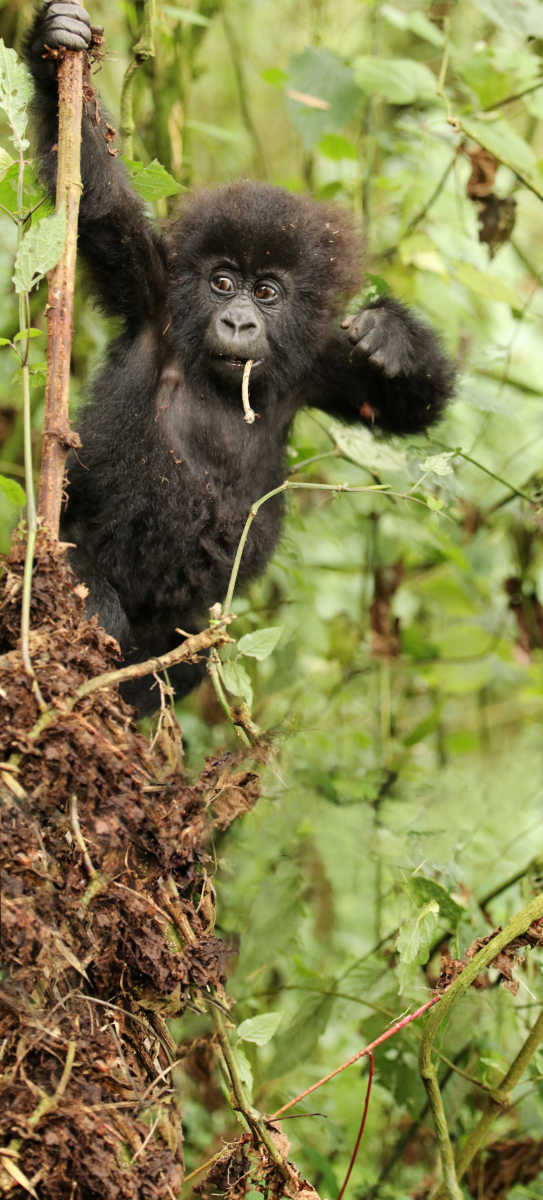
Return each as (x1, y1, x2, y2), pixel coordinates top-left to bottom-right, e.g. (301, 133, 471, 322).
(120, 0, 156, 157)
(14, 89, 45, 708)
(38, 50, 84, 533)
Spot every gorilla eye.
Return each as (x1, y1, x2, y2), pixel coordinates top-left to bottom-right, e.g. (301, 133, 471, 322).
(211, 274, 236, 295)
(254, 282, 279, 303)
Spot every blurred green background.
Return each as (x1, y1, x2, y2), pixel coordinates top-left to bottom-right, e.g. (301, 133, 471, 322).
(2, 0, 543, 1193)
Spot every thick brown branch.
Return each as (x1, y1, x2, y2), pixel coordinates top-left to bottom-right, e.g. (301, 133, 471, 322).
(38, 50, 84, 534)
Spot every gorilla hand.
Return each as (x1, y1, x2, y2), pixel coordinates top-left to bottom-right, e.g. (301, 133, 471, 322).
(341, 306, 416, 379)
(42, 0, 92, 51)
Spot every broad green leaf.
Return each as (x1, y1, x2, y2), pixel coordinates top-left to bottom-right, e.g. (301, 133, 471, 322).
(121, 157, 185, 201)
(0, 160, 19, 213)
(0, 146, 13, 175)
(13, 204, 66, 294)
(396, 899, 439, 991)
(328, 421, 407, 472)
(407, 10, 445, 44)
(399, 233, 449, 279)
(381, 5, 444, 45)
(471, 0, 543, 36)
(262, 67, 288, 88)
(457, 50, 512, 109)
(285, 48, 361, 150)
(461, 117, 543, 200)
(454, 261, 521, 309)
(13, 328, 43, 342)
(0, 474, 26, 505)
(456, 381, 516, 419)
(232, 1046, 253, 1095)
(427, 495, 444, 512)
(403, 707, 441, 746)
(237, 626, 283, 661)
(268, 993, 333, 1077)
(354, 57, 436, 105)
(185, 119, 245, 145)
(410, 875, 465, 927)
(0, 40, 32, 150)
(419, 452, 455, 476)
(160, 4, 210, 23)
(0, 337, 10, 346)
(221, 660, 253, 707)
(237, 1012, 283, 1045)
(318, 133, 357, 160)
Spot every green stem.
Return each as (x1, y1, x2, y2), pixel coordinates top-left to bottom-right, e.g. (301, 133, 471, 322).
(208, 1002, 291, 1183)
(453, 1005, 543, 1184)
(420, 894, 543, 1195)
(223, 479, 389, 614)
(120, 0, 156, 156)
(433, 440, 535, 503)
(423, 1073, 463, 1200)
(207, 650, 251, 746)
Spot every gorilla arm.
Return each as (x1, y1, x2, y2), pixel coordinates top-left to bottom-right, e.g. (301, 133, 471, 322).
(23, 0, 167, 329)
(304, 296, 456, 436)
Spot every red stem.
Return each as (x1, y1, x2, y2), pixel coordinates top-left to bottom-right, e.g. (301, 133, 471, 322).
(270, 994, 441, 1119)
(336, 1051, 374, 1200)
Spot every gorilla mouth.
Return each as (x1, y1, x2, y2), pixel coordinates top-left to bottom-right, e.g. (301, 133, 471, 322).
(220, 355, 263, 369)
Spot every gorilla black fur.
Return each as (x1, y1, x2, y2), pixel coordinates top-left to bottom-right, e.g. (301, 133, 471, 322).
(25, 1, 456, 715)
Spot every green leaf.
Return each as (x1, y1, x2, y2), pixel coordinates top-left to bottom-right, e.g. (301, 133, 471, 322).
(0, 338, 11, 346)
(237, 1012, 283, 1045)
(0, 473, 26, 505)
(237, 626, 283, 661)
(454, 261, 521, 309)
(396, 899, 439, 991)
(354, 57, 436, 105)
(268, 993, 334, 1077)
(410, 876, 465, 927)
(427, 495, 444, 512)
(285, 48, 361, 150)
(262, 67, 288, 88)
(471, 0, 543, 36)
(455, 381, 516, 418)
(419, 451, 455, 477)
(381, 5, 444, 45)
(407, 10, 445, 45)
(328, 420, 406, 472)
(121, 157, 185, 201)
(403, 707, 441, 746)
(13, 203, 66, 294)
(232, 1046, 253, 1095)
(457, 50, 512, 110)
(0, 40, 32, 151)
(460, 117, 543, 200)
(318, 133, 357, 160)
(13, 328, 43, 342)
(222, 660, 253, 707)
(0, 146, 13, 175)
(160, 4, 210, 23)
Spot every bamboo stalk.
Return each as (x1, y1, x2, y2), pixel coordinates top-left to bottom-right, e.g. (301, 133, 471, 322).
(38, 49, 84, 534)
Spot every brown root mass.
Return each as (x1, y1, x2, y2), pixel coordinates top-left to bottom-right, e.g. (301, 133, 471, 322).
(0, 531, 264, 1199)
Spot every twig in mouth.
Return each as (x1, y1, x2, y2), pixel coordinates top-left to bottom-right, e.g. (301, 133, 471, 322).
(242, 359, 256, 424)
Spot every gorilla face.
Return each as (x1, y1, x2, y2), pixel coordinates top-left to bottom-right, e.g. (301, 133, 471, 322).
(202, 262, 288, 381)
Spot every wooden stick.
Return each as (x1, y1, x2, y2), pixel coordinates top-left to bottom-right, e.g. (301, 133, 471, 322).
(38, 49, 84, 533)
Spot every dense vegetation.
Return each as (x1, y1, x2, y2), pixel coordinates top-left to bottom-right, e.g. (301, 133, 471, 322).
(1, 0, 543, 1195)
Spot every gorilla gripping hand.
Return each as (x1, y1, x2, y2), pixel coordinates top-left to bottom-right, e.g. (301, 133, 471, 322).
(41, 0, 92, 51)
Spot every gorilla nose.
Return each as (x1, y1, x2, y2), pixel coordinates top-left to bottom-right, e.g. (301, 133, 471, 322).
(219, 304, 260, 344)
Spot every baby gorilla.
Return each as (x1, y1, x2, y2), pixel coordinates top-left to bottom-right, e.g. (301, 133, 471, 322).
(25, 0, 456, 715)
